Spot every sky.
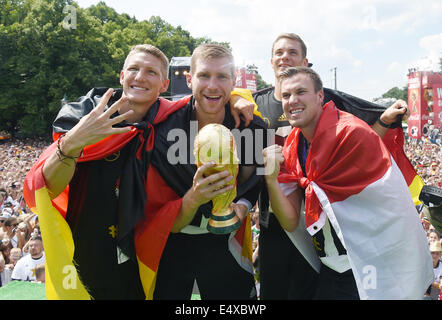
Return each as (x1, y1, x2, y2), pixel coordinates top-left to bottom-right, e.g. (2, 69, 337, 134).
(75, 0, 442, 101)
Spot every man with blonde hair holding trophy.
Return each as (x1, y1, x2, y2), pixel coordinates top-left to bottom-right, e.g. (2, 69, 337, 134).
(148, 43, 267, 299)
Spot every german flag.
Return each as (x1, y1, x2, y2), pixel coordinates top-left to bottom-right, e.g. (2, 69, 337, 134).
(278, 101, 433, 299)
(320, 88, 425, 205)
(23, 94, 189, 299)
(133, 166, 183, 299)
(382, 127, 425, 205)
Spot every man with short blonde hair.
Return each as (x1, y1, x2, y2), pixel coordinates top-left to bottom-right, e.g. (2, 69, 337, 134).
(190, 43, 236, 77)
(271, 33, 307, 58)
(123, 44, 170, 80)
(151, 43, 267, 299)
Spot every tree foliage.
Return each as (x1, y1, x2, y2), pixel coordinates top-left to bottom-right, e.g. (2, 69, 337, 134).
(0, 0, 219, 137)
(246, 64, 272, 91)
(381, 86, 408, 101)
(256, 73, 272, 90)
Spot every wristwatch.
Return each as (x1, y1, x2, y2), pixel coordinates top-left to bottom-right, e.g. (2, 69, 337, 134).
(377, 116, 391, 128)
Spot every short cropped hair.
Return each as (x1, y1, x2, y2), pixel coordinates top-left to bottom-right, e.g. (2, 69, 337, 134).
(190, 44, 235, 77)
(123, 44, 169, 80)
(278, 67, 323, 93)
(30, 235, 43, 242)
(272, 33, 307, 59)
(35, 263, 45, 280)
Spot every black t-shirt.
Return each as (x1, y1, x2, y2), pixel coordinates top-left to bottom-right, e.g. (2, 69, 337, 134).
(253, 87, 290, 130)
(254, 87, 289, 228)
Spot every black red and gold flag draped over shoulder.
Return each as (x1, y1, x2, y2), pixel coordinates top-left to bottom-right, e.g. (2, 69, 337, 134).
(276, 101, 432, 299)
(148, 97, 268, 274)
(150, 97, 267, 201)
(23, 88, 190, 299)
(322, 88, 424, 204)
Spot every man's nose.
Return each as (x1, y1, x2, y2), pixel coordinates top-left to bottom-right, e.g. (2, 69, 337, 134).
(289, 94, 299, 105)
(281, 50, 290, 60)
(134, 70, 148, 81)
(207, 76, 219, 90)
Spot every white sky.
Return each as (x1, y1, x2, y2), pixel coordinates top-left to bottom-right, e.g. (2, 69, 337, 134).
(75, 0, 442, 101)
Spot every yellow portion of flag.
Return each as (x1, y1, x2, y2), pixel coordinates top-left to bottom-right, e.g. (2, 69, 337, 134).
(242, 214, 253, 266)
(34, 187, 90, 300)
(231, 88, 263, 119)
(136, 257, 157, 300)
(409, 174, 425, 206)
(229, 214, 254, 274)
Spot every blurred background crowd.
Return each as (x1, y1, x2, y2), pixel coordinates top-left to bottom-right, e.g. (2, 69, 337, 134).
(405, 137, 442, 188)
(0, 137, 49, 287)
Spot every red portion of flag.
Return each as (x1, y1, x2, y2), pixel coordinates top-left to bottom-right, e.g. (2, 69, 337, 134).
(278, 101, 391, 229)
(382, 127, 416, 186)
(134, 166, 182, 271)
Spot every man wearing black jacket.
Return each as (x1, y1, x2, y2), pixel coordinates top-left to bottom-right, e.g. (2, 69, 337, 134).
(151, 44, 267, 300)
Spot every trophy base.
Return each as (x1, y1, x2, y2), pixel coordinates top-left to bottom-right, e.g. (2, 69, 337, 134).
(207, 211, 242, 234)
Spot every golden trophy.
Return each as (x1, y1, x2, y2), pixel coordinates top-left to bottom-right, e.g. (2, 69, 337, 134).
(194, 123, 241, 234)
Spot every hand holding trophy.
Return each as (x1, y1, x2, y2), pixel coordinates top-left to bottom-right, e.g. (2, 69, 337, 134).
(194, 123, 241, 234)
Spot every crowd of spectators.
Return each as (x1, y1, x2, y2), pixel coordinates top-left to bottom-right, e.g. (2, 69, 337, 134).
(0, 131, 440, 298)
(0, 137, 49, 287)
(405, 136, 442, 188)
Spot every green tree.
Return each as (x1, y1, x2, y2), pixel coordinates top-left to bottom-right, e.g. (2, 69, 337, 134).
(381, 86, 408, 101)
(256, 73, 272, 90)
(0, 0, 120, 136)
(0, 0, 229, 137)
(86, 1, 136, 27)
(246, 64, 272, 90)
(0, 0, 29, 26)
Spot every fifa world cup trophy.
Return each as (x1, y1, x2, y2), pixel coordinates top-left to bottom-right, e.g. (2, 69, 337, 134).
(194, 123, 241, 234)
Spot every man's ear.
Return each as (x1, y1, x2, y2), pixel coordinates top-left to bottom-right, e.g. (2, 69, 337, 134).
(303, 58, 309, 67)
(186, 73, 192, 90)
(119, 70, 124, 86)
(160, 79, 170, 93)
(317, 89, 324, 105)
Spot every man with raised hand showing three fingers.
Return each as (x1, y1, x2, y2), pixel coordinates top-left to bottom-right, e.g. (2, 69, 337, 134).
(24, 44, 186, 299)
